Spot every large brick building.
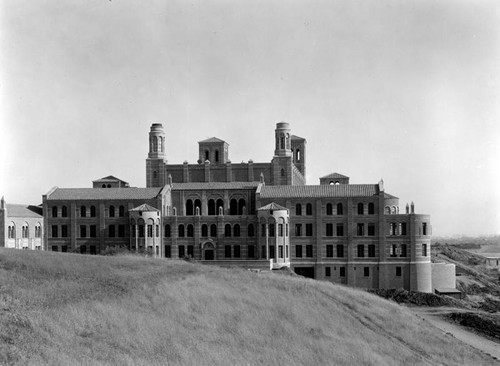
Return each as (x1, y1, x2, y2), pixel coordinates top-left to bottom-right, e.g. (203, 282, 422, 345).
(42, 122, 440, 292)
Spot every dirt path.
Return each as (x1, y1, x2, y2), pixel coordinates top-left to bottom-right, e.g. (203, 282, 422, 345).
(411, 308, 500, 362)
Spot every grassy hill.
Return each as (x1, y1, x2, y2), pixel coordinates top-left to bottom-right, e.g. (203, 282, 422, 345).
(0, 249, 496, 366)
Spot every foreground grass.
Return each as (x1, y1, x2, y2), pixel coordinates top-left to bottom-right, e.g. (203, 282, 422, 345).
(0, 249, 496, 365)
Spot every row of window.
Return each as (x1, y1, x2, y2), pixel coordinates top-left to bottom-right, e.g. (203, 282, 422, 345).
(324, 266, 403, 278)
(164, 223, 257, 238)
(51, 205, 127, 218)
(185, 198, 249, 216)
(295, 202, 376, 216)
(7, 224, 42, 239)
(51, 224, 128, 238)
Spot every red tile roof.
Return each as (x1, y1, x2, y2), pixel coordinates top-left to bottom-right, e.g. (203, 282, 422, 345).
(171, 182, 260, 191)
(47, 188, 163, 201)
(260, 185, 380, 198)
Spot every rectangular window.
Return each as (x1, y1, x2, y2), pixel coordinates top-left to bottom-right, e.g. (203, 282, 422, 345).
(396, 266, 402, 277)
(156, 225, 159, 237)
(306, 245, 313, 258)
(326, 223, 333, 237)
(278, 246, 283, 258)
(52, 245, 58, 252)
(90, 225, 97, 238)
(422, 243, 427, 257)
(147, 225, 153, 238)
(423, 223, 427, 235)
(138, 225, 144, 238)
(401, 223, 407, 236)
(357, 245, 364, 258)
(90, 246, 97, 255)
(261, 245, 266, 258)
(248, 245, 255, 258)
(295, 245, 303, 258)
(52, 225, 58, 238)
(306, 224, 313, 237)
(400, 244, 407, 257)
(261, 224, 266, 237)
(234, 245, 241, 258)
(357, 223, 364, 236)
(325, 267, 331, 277)
(118, 225, 125, 238)
(165, 245, 171, 258)
(187, 245, 194, 257)
(336, 244, 344, 258)
(390, 244, 397, 257)
(61, 245, 67, 253)
(368, 244, 375, 257)
(336, 224, 344, 237)
(80, 225, 87, 238)
(269, 245, 275, 259)
(109, 225, 115, 238)
(278, 224, 283, 237)
(269, 224, 275, 237)
(178, 245, 185, 258)
(295, 224, 302, 237)
(61, 225, 68, 238)
(225, 245, 231, 258)
(364, 267, 370, 277)
(339, 267, 346, 277)
(368, 224, 375, 236)
(326, 245, 333, 258)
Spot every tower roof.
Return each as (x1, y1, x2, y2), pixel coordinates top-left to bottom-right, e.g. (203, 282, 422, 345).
(258, 202, 288, 211)
(129, 203, 159, 212)
(320, 172, 349, 179)
(198, 137, 227, 144)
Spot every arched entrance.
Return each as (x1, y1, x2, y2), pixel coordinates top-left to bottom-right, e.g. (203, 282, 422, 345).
(202, 241, 216, 260)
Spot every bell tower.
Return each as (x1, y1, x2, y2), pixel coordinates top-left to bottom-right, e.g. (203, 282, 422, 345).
(274, 122, 292, 157)
(146, 123, 167, 187)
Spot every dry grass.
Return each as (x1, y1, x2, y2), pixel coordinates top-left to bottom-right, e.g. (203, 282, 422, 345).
(0, 248, 496, 365)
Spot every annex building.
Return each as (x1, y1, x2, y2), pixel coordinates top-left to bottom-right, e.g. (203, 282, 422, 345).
(38, 122, 447, 293)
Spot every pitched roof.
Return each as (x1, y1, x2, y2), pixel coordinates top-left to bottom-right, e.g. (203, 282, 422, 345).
(198, 137, 227, 144)
(47, 187, 163, 201)
(171, 182, 260, 191)
(320, 172, 349, 179)
(291, 135, 306, 141)
(258, 202, 288, 211)
(92, 175, 128, 183)
(384, 192, 398, 199)
(259, 185, 380, 198)
(130, 204, 159, 212)
(6, 204, 43, 218)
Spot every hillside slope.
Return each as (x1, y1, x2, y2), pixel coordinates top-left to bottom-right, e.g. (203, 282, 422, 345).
(0, 249, 496, 366)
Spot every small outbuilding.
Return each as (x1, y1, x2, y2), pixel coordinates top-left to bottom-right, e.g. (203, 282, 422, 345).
(434, 288, 462, 300)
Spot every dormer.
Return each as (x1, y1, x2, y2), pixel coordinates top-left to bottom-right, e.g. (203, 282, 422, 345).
(93, 175, 130, 188)
(198, 137, 228, 164)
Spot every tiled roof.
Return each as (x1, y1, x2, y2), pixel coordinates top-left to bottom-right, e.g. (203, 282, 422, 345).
(258, 202, 288, 211)
(47, 187, 163, 201)
(6, 204, 43, 218)
(198, 137, 227, 144)
(384, 192, 398, 199)
(130, 204, 159, 212)
(259, 185, 380, 198)
(320, 172, 349, 179)
(291, 135, 306, 141)
(93, 175, 128, 183)
(171, 182, 260, 191)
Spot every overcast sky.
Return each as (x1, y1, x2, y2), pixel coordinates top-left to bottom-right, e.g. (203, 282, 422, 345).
(1, 0, 499, 237)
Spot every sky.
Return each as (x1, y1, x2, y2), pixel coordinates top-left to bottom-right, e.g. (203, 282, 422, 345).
(1, 0, 499, 237)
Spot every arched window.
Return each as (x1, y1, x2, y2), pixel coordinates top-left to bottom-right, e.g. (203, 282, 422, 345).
(326, 203, 333, 215)
(201, 224, 208, 237)
(230, 199, 238, 215)
(280, 133, 285, 149)
(186, 200, 194, 216)
(216, 199, 224, 215)
(164, 224, 171, 237)
(234, 224, 240, 237)
(205, 150, 209, 161)
(281, 168, 285, 177)
(210, 224, 217, 237)
(368, 203, 375, 215)
(90, 206, 96, 217)
(194, 199, 202, 215)
(119, 205, 125, 217)
(8, 223, 15, 239)
(248, 224, 255, 237)
(35, 223, 41, 238)
(109, 206, 115, 217)
(225, 224, 232, 237)
(208, 199, 216, 215)
(102, 184, 106, 188)
(153, 171, 158, 179)
(391, 206, 397, 214)
(357, 203, 364, 215)
(385, 206, 391, 214)
(52, 206, 58, 218)
(187, 224, 194, 238)
(337, 203, 343, 215)
(152, 137, 158, 152)
(238, 199, 246, 215)
(62, 206, 68, 217)
(296, 203, 302, 216)
(296, 149, 301, 161)
(107, 184, 111, 188)
(215, 150, 219, 163)
(81, 206, 86, 217)
(306, 203, 312, 215)
(158, 136, 162, 152)
(178, 225, 185, 238)
(22, 223, 29, 238)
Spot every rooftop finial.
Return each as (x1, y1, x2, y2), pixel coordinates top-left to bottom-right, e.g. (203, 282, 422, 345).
(260, 172, 265, 184)
(0, 196, 4, 209)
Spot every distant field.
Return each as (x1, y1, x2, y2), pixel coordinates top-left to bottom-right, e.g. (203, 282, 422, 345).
(0, 249, 496, 365)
